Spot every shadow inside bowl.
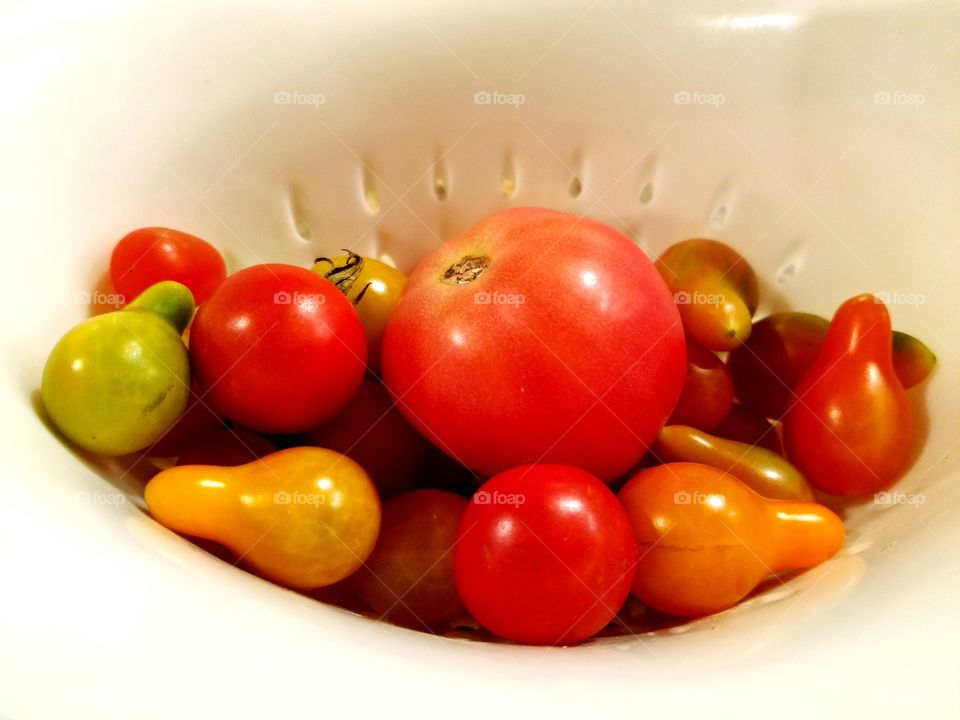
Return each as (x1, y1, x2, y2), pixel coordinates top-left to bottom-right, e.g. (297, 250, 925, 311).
(30, 389, 167, 501)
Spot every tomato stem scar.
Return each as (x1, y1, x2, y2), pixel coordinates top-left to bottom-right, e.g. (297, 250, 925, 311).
(441, 255, 490, 284)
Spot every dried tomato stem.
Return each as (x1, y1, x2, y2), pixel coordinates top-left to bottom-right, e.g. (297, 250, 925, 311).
(441, 255, 490, 284)
(316, 250, 365, 295)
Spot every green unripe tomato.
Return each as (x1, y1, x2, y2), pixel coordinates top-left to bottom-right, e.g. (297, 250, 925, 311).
(41, 281, 194, 456)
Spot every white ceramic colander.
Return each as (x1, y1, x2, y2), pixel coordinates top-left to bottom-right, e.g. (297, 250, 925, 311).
(1, 0, 959, 717)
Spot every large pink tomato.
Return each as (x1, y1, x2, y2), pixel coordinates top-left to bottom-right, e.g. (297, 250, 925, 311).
(381, 207, 685, 481)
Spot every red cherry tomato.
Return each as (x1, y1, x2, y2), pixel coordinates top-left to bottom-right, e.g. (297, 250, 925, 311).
(454, 464, 637, 645)
(111, 228, 227, 306)
(383, 208, 686, 481)
(189, 264, 367, 434)
(177, 429, 277, 466)
(728, 312, 830, 420)
(666, 340, 734, 430)
(353, 489, 468, 629)
(783, 294, 913, 496)
(302, 378, 430, 498)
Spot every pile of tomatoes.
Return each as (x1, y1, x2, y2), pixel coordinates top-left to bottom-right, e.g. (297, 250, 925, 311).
(40, 208, 935, 646)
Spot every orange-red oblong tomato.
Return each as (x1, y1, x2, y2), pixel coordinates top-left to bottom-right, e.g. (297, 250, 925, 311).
(783, 294, 913, 496)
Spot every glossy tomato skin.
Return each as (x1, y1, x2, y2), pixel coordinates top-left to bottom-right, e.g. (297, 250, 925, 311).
(353, 489, 468, 629)
(111, 228, 227, 305)
(146, 447, 381, 589)
(189, 264, 367, 434)
(728, 312, 830, 420)
(454, 464, 637, 645)
(654, 239, 759, 350)
(666, 340, 734, 430)
(382, 208, 686, 481)
(618, 462, 843, 617)
(40, 283, 192, 456)
(312, 253, 407, 372)
(783, 294, 912, 496)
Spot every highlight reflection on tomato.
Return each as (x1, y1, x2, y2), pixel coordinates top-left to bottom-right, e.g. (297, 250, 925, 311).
(189, 264, 367, 434)
(619, 462, 843, 617)
(454, 464, 637, 645)
(382, 208, 686, 481)
(111, 227, 226, 306)
(783, 294, 913, 496)
(146, 447, 381, 589)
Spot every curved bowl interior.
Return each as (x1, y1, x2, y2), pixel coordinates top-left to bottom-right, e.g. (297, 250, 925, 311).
(1, 0, 959, 717)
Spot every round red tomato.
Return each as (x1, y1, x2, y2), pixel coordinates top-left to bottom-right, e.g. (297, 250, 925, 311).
(189, 264, 367, 434)
(353, 489, 468, 629)
(111, 227, 227, 305)
(382, 207, 686, 481)
(667, 340, 734, 430)
(453, 464, 637, 645)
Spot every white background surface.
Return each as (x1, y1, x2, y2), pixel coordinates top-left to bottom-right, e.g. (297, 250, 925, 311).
(1, 0, 959, 717)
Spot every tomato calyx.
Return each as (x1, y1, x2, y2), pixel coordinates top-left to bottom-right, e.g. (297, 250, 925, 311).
(441, 255, 490, 284)
(315, 250, 364, 295)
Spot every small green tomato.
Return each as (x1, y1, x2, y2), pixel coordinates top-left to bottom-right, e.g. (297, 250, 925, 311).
(41, 281, 194, 455)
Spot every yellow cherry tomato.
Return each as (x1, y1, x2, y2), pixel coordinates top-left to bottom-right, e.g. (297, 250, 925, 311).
(312, 251, 406, 370)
